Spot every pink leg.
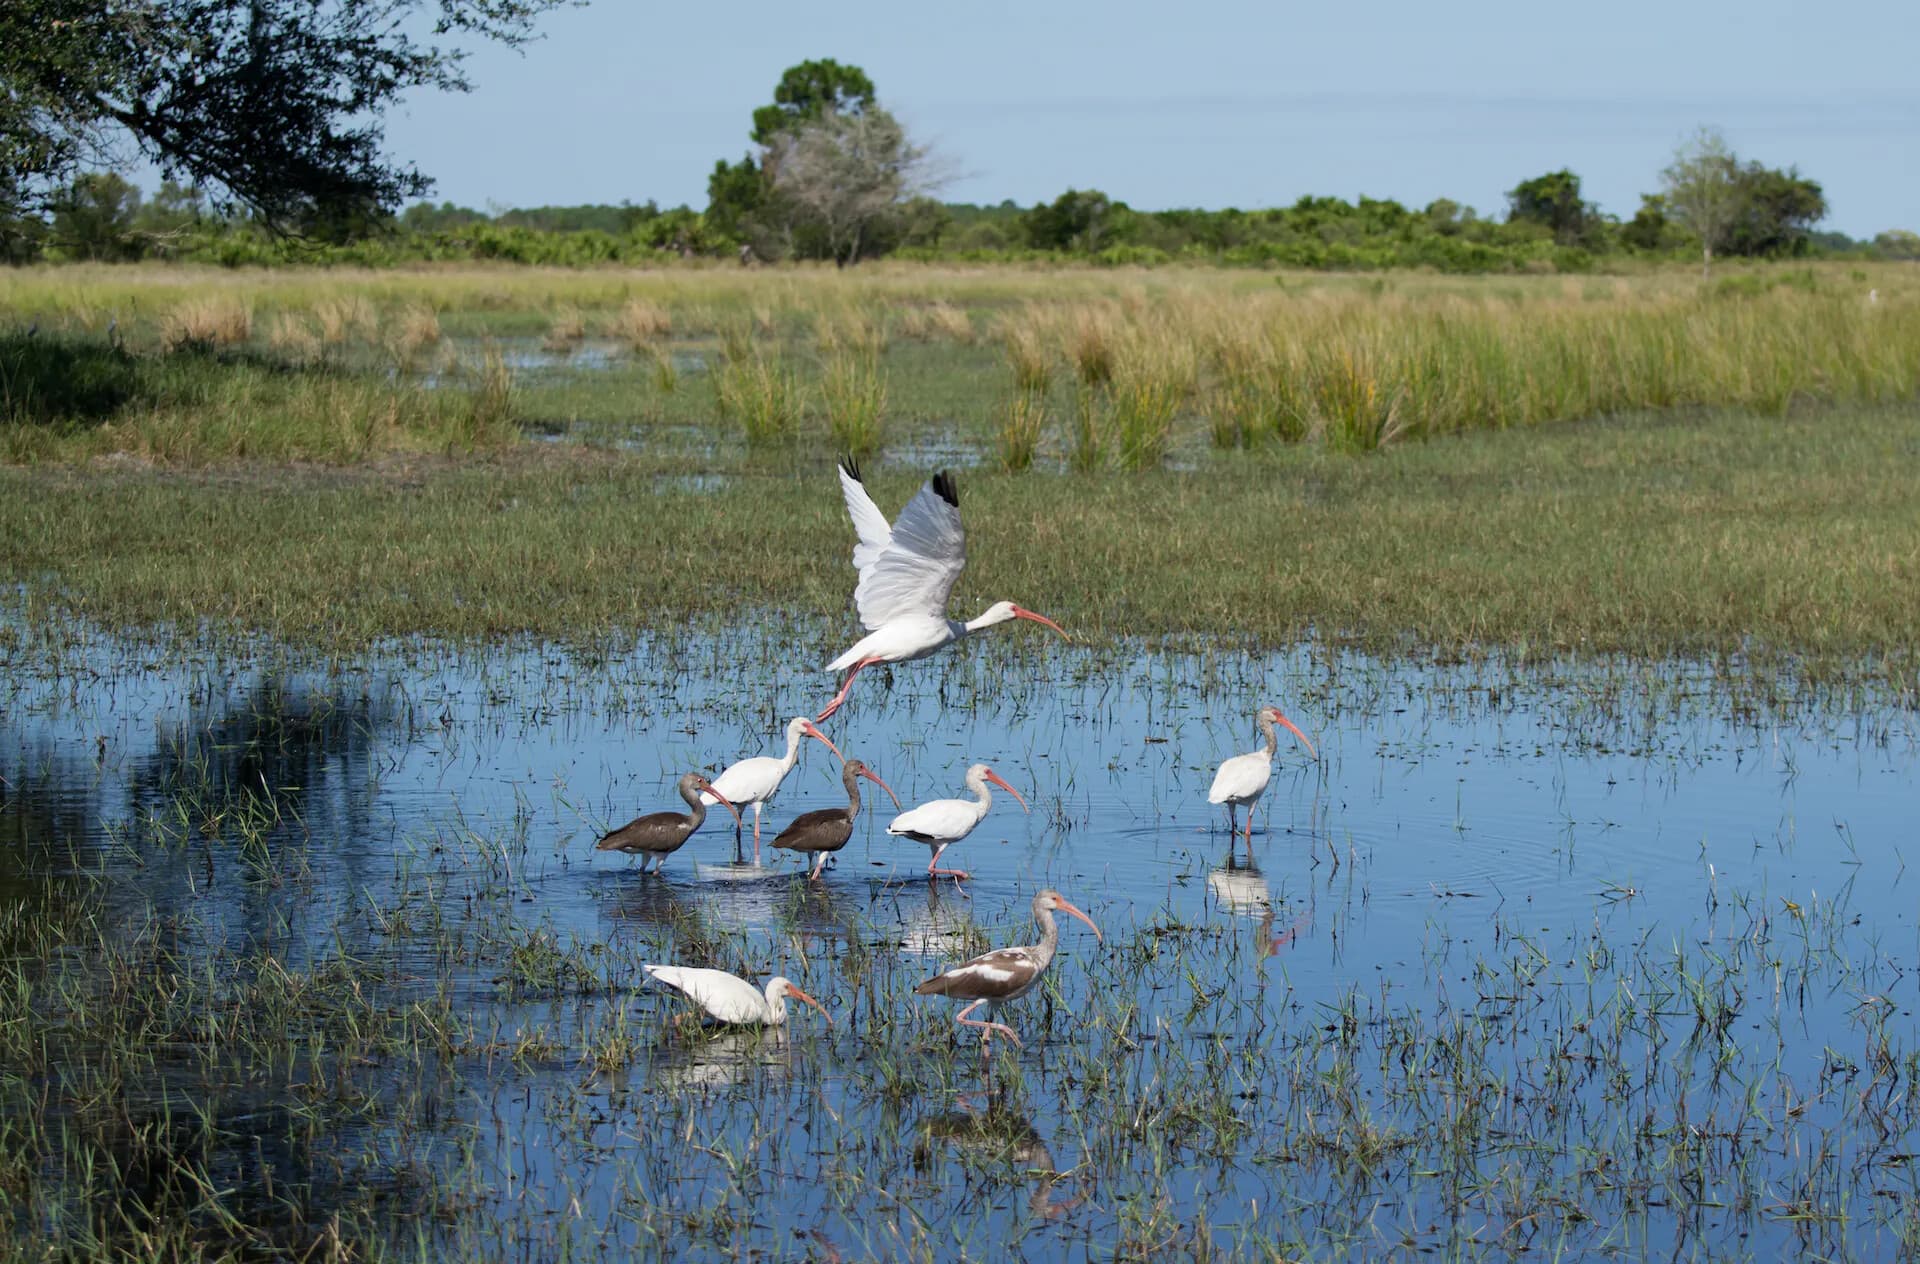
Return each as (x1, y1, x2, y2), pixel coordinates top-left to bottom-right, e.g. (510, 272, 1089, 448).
(808, 852, 827, 881)
(955, 999, 1022, 1050)
(816, 657, 882, 723)
(928, 844, 970, 881)
(752, 807, 763, 867)
(1245, 802, 1257, 862)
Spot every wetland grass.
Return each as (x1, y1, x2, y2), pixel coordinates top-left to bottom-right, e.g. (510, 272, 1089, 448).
(158, 294, 252, 352)
(713, 349, 804, 446)
(821, 348, 887, 456)
(4, 398, 1914, 685)
(996, 388, 1047, 471)
(0, 330, 521, 464)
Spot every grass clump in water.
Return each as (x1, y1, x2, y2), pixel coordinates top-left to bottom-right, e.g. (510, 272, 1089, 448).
(997, 388, 1047, 471)
(821, 349, 886, 456)
(715, 350, 804, 446)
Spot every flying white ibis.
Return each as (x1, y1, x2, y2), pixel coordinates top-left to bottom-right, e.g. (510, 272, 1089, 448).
(595, 772, 741, 873)
(1207, 704, 1316, 859)
(887, 763, 1028, 880)
(770, 757, 901, 880)
(914, 888, 1100, 1054)
(700, 716, 843, 866)
(642, 963, 831, 1026)
(818, 461, 1067, 722)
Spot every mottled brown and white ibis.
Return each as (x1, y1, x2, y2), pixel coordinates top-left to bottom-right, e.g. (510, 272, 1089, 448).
(914, 888, 1100, 1054)
(595, 772, 740, 873)
(818, 461, 1067, 722)
(1207, 704, 1316, 859)
(700, 716, 843, 866)
(642, 964, 831, 1026)
(887, 763, 1028, 880)
(770, 758, 900, 880)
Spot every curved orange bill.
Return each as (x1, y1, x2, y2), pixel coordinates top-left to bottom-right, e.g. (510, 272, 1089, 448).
(1054, 896, 1103, 943)
(702, 782, 743, 825)
(860, 766, 903, 810)
(1011, 606, 1068, 640)
(801, 721, 844, 763)
(785, 984, 832, 1024)
(983, 769, 1029, 813)
(1273, 712, 1319, 761)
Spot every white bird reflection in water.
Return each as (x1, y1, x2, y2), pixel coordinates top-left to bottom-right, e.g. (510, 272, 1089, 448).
(645, 1028, 801, 1093)
(914, 1096, 1084, 1222)
(876, 882, 987, 961)
(1206, 858, 1271, 916)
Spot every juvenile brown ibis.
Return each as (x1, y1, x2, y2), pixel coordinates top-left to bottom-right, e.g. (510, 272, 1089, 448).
(769, 757, 899, 880)
(915, 888, 1101, 1054)
(887, 763, 1028, 881)
(818, 462, 1067, 722)
(595, 772, 740, 873)
(1207, 704, 1317, 860)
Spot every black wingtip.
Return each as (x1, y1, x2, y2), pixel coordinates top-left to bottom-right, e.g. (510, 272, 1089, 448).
(840, 455, 863, 484)
(931, 470, 959, 508)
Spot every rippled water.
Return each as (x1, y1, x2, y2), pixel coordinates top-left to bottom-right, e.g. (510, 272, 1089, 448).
(3, 623, 1915, 1258)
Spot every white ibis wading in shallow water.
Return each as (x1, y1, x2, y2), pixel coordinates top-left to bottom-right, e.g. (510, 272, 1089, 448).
(701, 716, 843, 866)
(888, 763, 1028, 880)
(915, 888, 1100, 1054)
(642, 964, 831, 1026)
(595, 772, 740, 873)
(818, 461, 1067, 722)
(770, 758, 901, 880)
(1208, 704, 1317, 859)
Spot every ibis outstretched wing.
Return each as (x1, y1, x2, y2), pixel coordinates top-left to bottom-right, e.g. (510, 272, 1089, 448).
(853, 472, 966, 632)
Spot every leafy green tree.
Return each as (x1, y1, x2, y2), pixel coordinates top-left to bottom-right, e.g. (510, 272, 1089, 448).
(751, 60, 877, 146)
(1662, 127, 1743, 275)
(1506, 170, 1601, 246)
(706, 156, 766, 241)
(1873, 229, 1920, 260)
(50, 172, 143, 260)
(1025, 189, 1118, 252)
(0, 0, 566, 232)
(1726, 164, 1825, 257)
(706, 60, 937, 262)
(1619, 194, 1672, 252)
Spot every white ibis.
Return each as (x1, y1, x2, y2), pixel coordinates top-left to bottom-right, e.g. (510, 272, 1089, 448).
(818, 461, 1067, 722)
(1207, 704, 1316, 859)
(642, 963, 831, 1026)
(595, 772, 741, 873)
(887, 763, 1028, 880)
(700, 716, 843, 866)
(914, 888, 1100, 1054)
(770, 757, 901, 880)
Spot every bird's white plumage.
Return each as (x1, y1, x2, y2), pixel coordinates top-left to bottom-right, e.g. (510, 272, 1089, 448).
(838, 464, 893, 577)
(889, 798, 984, 841)
(644, 964, 780, 1025)
(851, 479, 966, 633)
(701, 717, 817, 810)
(1207, 751, 1273, 807)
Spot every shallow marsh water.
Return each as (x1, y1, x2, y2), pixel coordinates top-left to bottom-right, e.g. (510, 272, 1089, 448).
(2, 618, 1917, 1259)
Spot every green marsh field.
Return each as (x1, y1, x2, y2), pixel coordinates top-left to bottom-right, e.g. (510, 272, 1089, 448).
(2, 260, 1918, 1260)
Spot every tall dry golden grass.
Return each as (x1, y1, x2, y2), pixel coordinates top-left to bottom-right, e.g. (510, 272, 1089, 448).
(159, 295, 252, 352)
(1005, 278, 1920, 455)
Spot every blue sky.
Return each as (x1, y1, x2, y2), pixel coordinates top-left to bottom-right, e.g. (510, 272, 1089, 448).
(386, 0, 1919, 237)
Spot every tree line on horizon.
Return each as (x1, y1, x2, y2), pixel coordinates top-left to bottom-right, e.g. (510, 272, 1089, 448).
(4, 38, 1916, 272)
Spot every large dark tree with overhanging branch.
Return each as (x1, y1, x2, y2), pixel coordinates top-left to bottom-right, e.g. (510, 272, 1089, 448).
(0, 0, 568, 235)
